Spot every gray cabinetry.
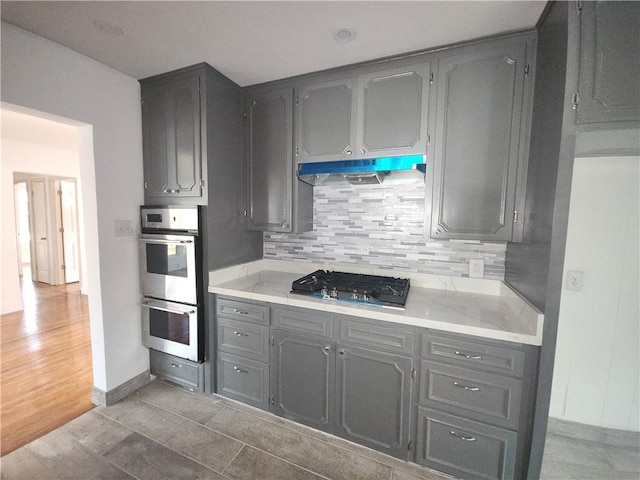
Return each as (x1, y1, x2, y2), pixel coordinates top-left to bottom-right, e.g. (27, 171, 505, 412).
(244, 87, 313, 233)
(296, 61, 430, 163)
(576, 0, 640, 124)
(429, 36, 534, 241)
(270, 329, 335, 433)
(335, 344, 413, 459)
(216, 297, 270, 409)
(415, 331, 537, 480)
(150, 349, 204, 392)
(271, 308, 415, 459)
(141, 70, 203, 203)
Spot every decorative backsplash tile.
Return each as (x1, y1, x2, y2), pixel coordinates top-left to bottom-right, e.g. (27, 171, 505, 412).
(264, 182, 506, 279)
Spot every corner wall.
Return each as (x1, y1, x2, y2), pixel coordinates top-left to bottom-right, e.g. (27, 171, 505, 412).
(1, 23, 147, 394)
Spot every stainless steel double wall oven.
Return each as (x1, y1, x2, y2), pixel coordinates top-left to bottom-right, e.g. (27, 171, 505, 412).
(139, 206, 204, 362)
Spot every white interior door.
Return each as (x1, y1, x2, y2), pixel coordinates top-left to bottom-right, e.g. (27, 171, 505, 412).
(60, 180, 80, 283)
(31, 179, 50, 284)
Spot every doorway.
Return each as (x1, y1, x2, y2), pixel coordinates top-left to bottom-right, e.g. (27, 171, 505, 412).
(13, 175, 81, 286)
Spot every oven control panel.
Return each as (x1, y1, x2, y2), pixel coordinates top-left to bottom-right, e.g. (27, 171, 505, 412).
(141, 206, 199, 233)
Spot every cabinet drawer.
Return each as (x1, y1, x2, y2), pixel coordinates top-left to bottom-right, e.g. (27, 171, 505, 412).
(217, 353, 269, 410)
(217, 298, 269, 325)
(339, 318, 415, 355)
(422, 333, 525, 377)
(416, 407, 517, 480)
(150, 349, 204, 392)
(273, 307, 334, 338)
(419, 361, 522, 429)
(217, 318, 269, 362)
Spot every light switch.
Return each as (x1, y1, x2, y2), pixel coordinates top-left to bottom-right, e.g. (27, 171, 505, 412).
(115, 219, 134, 237)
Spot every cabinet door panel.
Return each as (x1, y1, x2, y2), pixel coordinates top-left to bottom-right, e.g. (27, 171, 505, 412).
(246, 88, 293, 232)
(335, 345, 412, 459)
(297, 78, 356, 163)
(358, 63, 430, 158)
(270, 331, 334, 433)
(431, 42, 527, 240)
(577, 1, 640, 123)
(172, 79, 201, 195)
(142, 85, 170, 198)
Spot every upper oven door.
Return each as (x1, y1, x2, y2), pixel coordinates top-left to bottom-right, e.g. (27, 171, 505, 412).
(139, 233, 197, 305)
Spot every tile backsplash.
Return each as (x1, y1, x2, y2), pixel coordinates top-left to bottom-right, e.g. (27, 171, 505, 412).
(264, 182, 506, 280)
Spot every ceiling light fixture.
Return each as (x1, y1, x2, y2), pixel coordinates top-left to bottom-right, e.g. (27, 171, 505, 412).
(92, 20, 124, 37)
(333, 27, 356, 43)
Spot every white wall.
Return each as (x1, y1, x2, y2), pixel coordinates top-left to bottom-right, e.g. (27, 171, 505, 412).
(2, 109, 84, 311)
(549, 156, 639, 431)
(1, 23, 147, 393)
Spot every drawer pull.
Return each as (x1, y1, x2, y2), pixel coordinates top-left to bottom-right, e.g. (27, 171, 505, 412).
(452, 381, 481, 392)
(233, 366, 249, 374)
(233, 308, 249, 315)
(170, 363, 182, 368)
(233, 331, 249, 337)
(449, 430, 477, 442)
(454, 350, 484, 360)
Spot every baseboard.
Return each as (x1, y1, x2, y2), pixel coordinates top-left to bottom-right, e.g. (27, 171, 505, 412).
(91, 370, 151, 406)
(547, 417, 640, 448)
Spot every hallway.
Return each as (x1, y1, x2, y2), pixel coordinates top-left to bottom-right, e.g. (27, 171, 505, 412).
(0, 271, 93, 455)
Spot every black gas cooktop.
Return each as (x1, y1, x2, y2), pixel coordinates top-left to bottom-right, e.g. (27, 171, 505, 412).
(291, 270, 410, 309)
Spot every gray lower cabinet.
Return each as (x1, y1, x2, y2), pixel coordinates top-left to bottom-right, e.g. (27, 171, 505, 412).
(244, 87, 313, 233)
(335, 344, 413, 459)
(150, 349, 204, 392)
(416, 331, 537, 480)
(429, 34, 535, 241)
(576, 0, 640, 124)
(416, 407, 517, 480)
(270, 330, 335, 433)
(216, 297, 270, 409)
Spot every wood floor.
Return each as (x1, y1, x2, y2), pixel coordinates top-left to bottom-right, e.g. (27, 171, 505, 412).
(0, 272, 94, 456)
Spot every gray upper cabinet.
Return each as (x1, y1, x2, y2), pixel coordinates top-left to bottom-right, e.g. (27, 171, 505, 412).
(296, 77, 357, 163)
(357, 63, 430, 158)
(430, 36, 533, 241)
(296, 61, 430, 163)
(142, 73, 203, 202)
(245, 87, 293, 232)
(576, 0, 640, 124)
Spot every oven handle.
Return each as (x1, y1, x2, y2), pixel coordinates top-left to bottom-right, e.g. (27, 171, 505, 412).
(139, 238, 193, 245)
(141, 301, 196, 315)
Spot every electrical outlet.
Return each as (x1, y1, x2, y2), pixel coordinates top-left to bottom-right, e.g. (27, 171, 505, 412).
(565, 270, 584, 291)
(469, 259, 485, 279)
(115, 219, 134, 237)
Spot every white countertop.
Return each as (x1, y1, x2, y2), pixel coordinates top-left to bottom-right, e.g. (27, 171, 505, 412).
(208, 260, 543, 346)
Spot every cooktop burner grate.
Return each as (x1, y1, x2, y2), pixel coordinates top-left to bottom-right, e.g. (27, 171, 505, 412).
(291, 270, 410, 308)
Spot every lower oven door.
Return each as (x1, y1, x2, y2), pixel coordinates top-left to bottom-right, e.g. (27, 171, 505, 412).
(141, 297, 200, 362)
(139, 234, 197, 305)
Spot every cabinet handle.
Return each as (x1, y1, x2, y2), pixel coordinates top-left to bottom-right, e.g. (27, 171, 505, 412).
(454, 350, 483, 360)
(323, 346, 331, 353)
(338, 349, 345, 356)
(233, 331, 249, 337)
(170, 363, 182, 368)
(345, 149, 353, 155)
(162, 188, 180, 194)
(449, 430, 477, 442)
(435, 229, 441, 235)
(233, 309, 249, 315)
(233, 366, 249, 374)
(359, 148, 366, 154)
(452, 381, 481, 392)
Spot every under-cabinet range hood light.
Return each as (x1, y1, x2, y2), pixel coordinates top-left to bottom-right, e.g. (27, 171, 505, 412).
(297, 155, 426, 186)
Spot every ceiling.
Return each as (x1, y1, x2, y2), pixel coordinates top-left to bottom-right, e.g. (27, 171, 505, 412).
(1, 1, 546, 87)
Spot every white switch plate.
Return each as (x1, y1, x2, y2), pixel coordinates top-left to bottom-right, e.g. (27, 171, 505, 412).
(565, 270, 584, 291)
(469, 259, 485, 279)
(115, 219, 134, 237)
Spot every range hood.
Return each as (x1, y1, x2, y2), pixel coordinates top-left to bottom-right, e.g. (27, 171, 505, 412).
(297, 155, 426, 186)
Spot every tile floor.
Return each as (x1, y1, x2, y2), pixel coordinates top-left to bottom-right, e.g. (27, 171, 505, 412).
(1, 380, 638, 480)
